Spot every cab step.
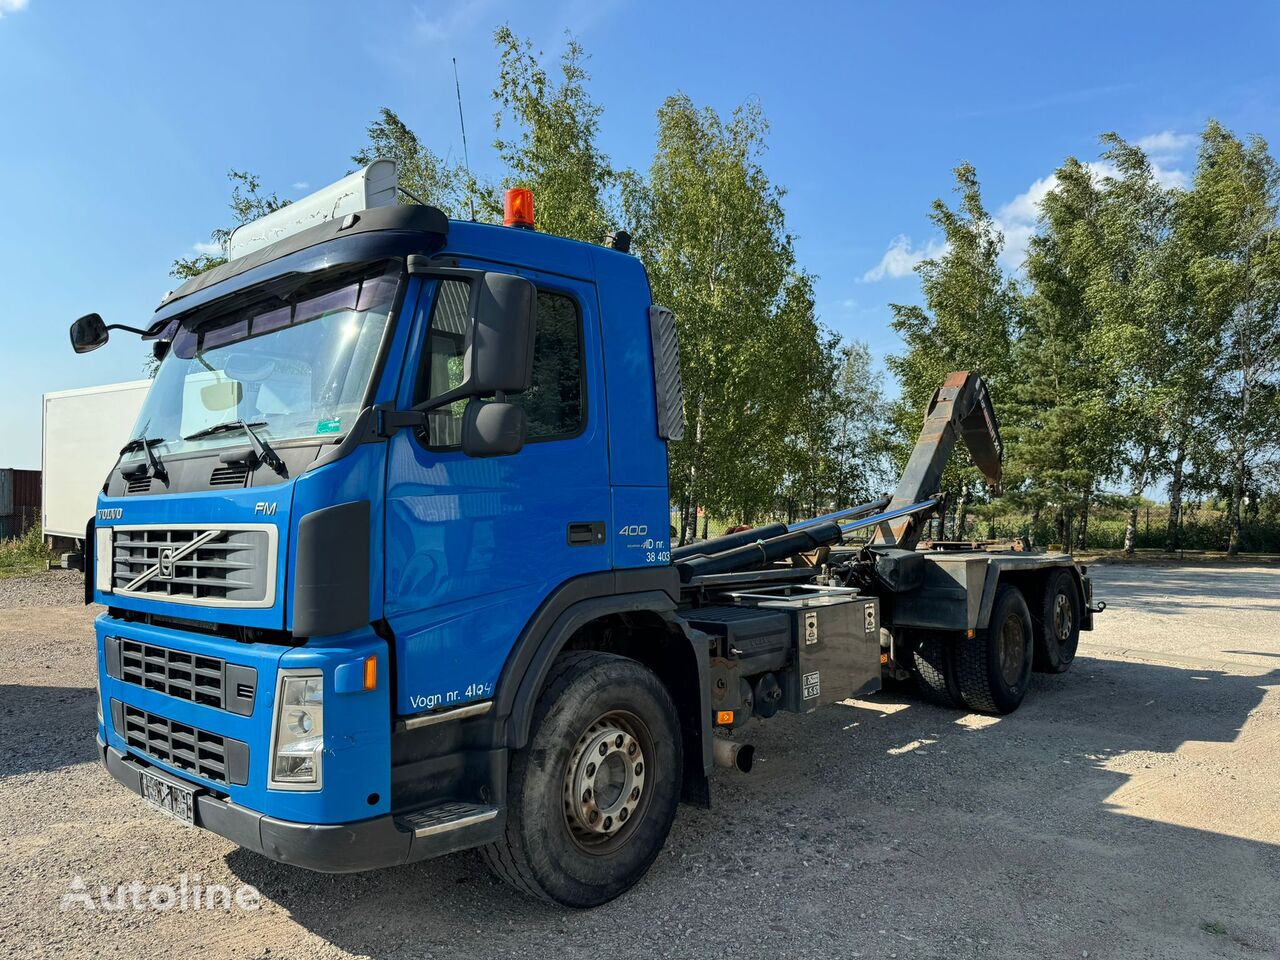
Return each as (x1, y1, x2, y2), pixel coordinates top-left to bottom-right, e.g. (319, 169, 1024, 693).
(396, 802, 499, 838)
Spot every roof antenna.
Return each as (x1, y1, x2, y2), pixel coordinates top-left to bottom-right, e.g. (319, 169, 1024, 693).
(453, 57, 476, 221)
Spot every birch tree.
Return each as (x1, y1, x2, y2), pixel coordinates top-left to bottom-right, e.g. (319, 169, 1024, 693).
(888, 163, 1018, 535)
(626, 94, 825, 540)
(492, 27, 619, 242)
(1181, 121, 1280, 554)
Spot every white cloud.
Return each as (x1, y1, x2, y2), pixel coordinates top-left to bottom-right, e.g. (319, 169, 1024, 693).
(1149, 162, 1189, 190)
(1132, 130, 1194, 190)
(1136, 130, 1196, 159)
(860, 235, 947, 283)
(996, 173, 1058, 227)
(410, 1, 494, 43)
(192, 240, 223, 257)
(0, 0, 29, 17)
(291, 181, 310, 192)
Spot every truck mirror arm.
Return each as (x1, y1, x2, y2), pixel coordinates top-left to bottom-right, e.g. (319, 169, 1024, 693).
(375, 406, 429, 436)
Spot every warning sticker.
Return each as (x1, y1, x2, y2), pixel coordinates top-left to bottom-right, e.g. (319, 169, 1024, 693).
(803, 671, 821, 700)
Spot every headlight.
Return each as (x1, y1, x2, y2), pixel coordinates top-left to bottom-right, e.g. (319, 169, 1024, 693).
(270, 672, 323, 789)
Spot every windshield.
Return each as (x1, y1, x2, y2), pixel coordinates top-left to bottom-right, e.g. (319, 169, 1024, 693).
(124, 261, 400, 461)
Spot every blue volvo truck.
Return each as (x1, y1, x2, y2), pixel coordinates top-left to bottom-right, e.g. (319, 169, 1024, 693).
(72, 164, 1097, 907)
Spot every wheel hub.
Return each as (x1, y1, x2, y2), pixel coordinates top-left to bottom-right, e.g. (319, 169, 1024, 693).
(998, 614, 1026, 685)
(1053, 593, 1073, 641)
(564, 718, 646, 843)
(563, 716, 645, 839)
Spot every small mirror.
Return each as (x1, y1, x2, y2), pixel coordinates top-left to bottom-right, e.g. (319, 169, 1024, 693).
(201, 379, 243, 412)
(70, 313, 108, 354)
(461, 399, 527, 458)
(152, 339, 171, 363)
(469, 273, 536, 396)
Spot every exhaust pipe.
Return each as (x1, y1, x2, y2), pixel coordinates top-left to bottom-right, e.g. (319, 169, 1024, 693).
(712, 737, 755, 773)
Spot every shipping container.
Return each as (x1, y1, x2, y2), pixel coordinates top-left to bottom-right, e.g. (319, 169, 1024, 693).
(0, 471, 41, 538)
(12, 469, 41, 508)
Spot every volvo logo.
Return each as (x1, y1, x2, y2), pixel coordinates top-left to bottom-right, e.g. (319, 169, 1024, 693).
(98, 508, 123, 521)
(121, 529, 220, 594)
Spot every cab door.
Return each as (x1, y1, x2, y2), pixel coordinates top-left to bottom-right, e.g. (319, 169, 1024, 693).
(382, 269, 611, 715)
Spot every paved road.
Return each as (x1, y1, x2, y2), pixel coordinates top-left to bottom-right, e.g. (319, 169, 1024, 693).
(2, 565, 1278, 959)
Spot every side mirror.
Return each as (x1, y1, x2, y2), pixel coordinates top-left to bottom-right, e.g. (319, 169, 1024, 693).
(468, 272, 536, 396)
(461, 400, 527, 458)
(70, 313, 109, 354)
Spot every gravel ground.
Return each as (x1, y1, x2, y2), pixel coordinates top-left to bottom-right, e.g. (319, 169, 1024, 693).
(2, 564, 1278, 959)
(0, 568, 83, 606)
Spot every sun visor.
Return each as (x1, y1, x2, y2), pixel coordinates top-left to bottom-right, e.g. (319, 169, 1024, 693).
(228, 161, 399, 260)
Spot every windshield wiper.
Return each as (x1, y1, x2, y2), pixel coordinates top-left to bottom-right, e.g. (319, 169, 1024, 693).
(120, 432, 168, 484)
(119, 436, 162, 454)
(184, 419, 287, 477)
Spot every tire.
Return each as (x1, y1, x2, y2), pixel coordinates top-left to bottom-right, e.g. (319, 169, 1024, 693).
(912, 634, 964, 708)
(955, 584, 1034, 714)
(481, 651, 682, 907)
(1032, 568, 1081, 674)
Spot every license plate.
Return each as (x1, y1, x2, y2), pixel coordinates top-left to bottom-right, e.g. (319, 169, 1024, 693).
(140, 770, 198, 826)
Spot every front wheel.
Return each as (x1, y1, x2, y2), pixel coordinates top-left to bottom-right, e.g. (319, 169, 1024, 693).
(482, 651, 682, 907)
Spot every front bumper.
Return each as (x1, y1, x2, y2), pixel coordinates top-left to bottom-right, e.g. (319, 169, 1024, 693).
(101, 739, 411, 872)
(102, 740, 503, 872)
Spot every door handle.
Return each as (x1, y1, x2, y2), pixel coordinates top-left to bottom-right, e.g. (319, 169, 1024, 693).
(567, 522, 606, 546)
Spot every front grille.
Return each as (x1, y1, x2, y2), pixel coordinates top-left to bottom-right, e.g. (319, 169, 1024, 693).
(120, 639, 223, 706)
(109, 525, 275, 607)
(107, 636, 257, 715)
(121, 703, 247, 785)
(126, 475, 153, 494)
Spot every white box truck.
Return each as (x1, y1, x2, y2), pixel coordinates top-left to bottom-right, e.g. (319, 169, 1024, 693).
(42, 380, 150, 541)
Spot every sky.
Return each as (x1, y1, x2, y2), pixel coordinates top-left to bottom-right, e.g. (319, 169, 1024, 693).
(1, 0, 1278, 468)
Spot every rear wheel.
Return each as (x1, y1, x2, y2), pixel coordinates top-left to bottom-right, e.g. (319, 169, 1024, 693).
(481, 651, 682, 907)
(1033, 568, 1081, 673)
(955, 584, 1034, 714)
(912, 634, 963, 708)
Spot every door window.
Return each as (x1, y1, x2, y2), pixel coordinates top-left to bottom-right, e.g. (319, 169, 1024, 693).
(415, 281, 585, 448)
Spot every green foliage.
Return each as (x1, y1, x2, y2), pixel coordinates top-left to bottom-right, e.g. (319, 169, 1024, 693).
(492, 27, 619, 242)
(780, 334, 895, 519)
(892, 121, 1280, 555)
(887, 163, 1018, 523)
(0, 525, 54, 575)
(1178, 121, 1280, 553)
(888, 163, 1017, 409)
(353, 107, 498, 221)
(626, 94, 856, 535)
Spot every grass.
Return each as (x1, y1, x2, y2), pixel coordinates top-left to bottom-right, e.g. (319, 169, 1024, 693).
(0, 525, 55, 578)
